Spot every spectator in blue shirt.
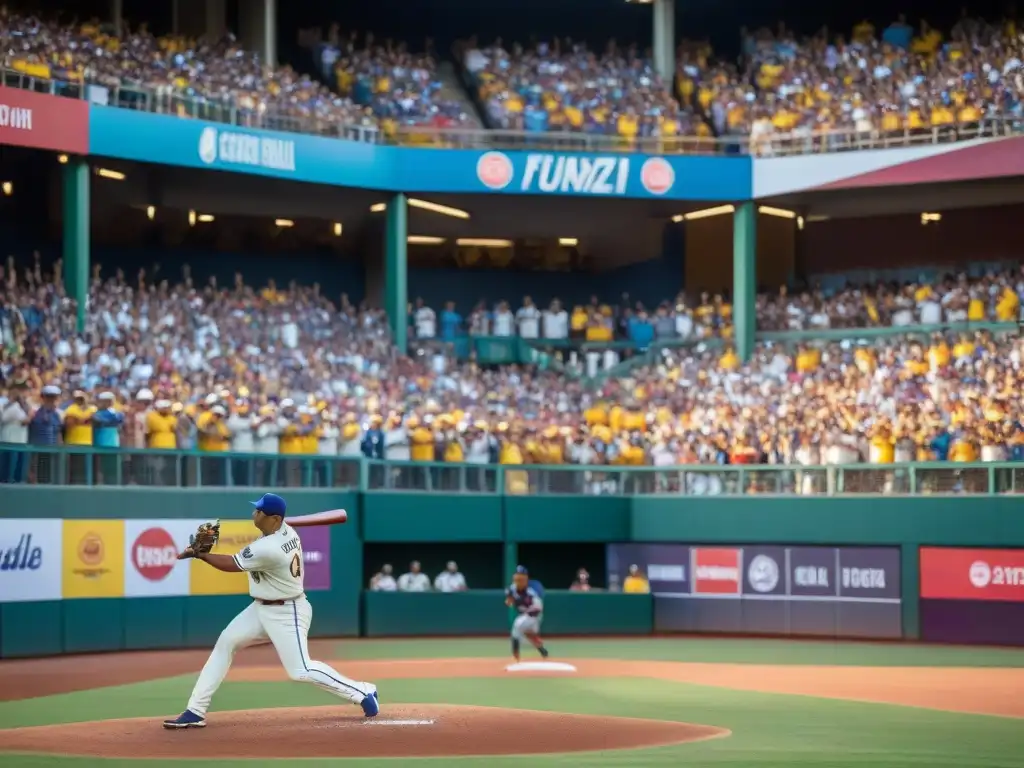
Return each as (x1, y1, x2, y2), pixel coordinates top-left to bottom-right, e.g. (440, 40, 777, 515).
(93, 392, 124, 484)
(882, 15, 913, 49)
(627, 311, 655, 349)
(28, 385, 63, 484)
(440, 302, 463, 341)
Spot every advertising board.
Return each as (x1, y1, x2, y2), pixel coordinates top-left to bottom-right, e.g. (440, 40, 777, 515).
(0, 519, 63, 602)
(87, 106, 750, 200)
(919, 547, 1024, 646)
(124, 520, 207, 597)
(0, 87, 89, 154)
(62, 520, 125, 599)
(608, 544, 902, 639)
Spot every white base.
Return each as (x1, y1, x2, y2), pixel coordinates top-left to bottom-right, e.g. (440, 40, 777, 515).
(505, 661, 578, 673)
(363, 719, 435, 726)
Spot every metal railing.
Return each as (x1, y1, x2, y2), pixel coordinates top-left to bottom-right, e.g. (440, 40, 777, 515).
(2, 445, 1023, 496)
(3, 63, 1021, 157)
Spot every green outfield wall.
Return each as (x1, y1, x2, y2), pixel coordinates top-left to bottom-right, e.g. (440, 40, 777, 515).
(2, 483, 1019, 658)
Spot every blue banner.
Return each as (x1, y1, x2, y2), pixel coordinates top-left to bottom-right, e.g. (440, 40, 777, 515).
(88, 106, 750, 201)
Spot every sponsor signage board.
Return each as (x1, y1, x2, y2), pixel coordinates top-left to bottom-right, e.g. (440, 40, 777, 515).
(0, 519, 63, 602)
(920, 547, 1024, 602)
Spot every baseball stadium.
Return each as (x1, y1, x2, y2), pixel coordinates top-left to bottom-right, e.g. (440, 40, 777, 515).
(3, 0, 1024, 765)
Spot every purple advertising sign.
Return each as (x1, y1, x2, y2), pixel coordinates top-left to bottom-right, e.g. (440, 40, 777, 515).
(742, 546, 786, 596)
(838, 548, 901, 600)
(789, 547, 838, 597)
(607, 544, 689, 594)
(297, 526, 331, 591)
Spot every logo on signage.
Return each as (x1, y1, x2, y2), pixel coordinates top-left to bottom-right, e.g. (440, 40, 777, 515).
(132, 527, 178, 582)
(841, 567, 886, 589)
(640, 157, 674, 195)
(476, 151, 513, 190)
(747, 555, 779, 593)
(969, 560, 991, 588)
(198, 126, 296, 172)
(794, 566, 829, 588)
(0, 103, 32, 131)
(74, 532, 109, 579)
(304, 551, 323, 564)
(521, 154, 629, 195)
(0, 534, 43, 571)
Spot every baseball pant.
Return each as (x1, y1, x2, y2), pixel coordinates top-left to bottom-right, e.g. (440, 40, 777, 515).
(187, 596, 374, 717)
(511, 614, 541, 640)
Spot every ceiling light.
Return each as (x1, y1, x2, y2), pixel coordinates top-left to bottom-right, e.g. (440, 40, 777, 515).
(682, 205, 735, 221)
(369, 203, 387, 213)
(333, 222, 343, 236)
(198, 214, 215, 223)
(456, 238, 512, 247)
(57, 154, 68, 164)
(758, 205, 796, 219)
(275, 219, 294, 227)
(407, 236, 445, 245)
(408, 198, 470, 219)
(558, 238, 578, 246)
(97, 168, 125, 180)
(146, 206, 156, 220)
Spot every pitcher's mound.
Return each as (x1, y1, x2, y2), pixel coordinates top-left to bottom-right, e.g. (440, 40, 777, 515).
(0, 704, 729, 759)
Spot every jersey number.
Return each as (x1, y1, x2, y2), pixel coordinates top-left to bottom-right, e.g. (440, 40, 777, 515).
(290, 553, 302, 578)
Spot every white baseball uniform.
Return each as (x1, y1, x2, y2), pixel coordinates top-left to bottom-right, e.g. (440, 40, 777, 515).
(185, 523, 376, 717)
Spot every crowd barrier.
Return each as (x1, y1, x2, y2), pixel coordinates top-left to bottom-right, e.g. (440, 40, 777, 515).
(2, 461, 1023, 657)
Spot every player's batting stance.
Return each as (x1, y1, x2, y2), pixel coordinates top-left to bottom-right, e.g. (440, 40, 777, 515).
(163, 494, 379, 729)
(505, 566, 550, 662)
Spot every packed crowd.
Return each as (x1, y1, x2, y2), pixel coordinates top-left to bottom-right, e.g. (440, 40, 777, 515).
(462, 14, 1024, 143)
(693, 15, 1024, 146)
(1, 9, 375, 132)
(321, 29, 474, 132)
(463, 38, 702, 138)
(410, 266, 1023, 347)
(1, 254, 1023, 492)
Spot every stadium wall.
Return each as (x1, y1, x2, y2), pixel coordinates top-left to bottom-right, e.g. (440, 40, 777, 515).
(2, 488, 1021, 657)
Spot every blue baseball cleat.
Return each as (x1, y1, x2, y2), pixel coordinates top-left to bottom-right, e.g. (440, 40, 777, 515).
(163, 710, 206, 729)
(361, 689, 380, 717)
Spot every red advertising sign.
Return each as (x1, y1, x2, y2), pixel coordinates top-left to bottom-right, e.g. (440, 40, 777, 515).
(693, 547, 741, 594)
(0, 86, 89, 154)
(920, 547, 1024, 602)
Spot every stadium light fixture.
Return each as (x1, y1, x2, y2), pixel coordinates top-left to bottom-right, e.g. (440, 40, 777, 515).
(681, 204, 735, 221)
(1, 182, 11, 196)
(369, 202, 387, 212)
(96, 168, 125, 181)
(558, 238, 579, 246)
(275, 219, 295, 228)
(333, 222, 343, 236)
(456, 238, 513, 247)
(188, 210, 196, 226)
(407, 236, 445, 245)
(797, 216, 804, 230)
(921, 212, 941, 225)
(408, 198, 470, 219)
(758, 206, 796, 219)
(57, 154, 68, 164)
(146, 206, 156, 220)
(198, 214, 215, 223)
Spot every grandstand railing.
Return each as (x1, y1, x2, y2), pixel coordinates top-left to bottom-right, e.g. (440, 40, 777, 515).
(4, 65, 1021, 157)
(1, 445, 1022, 496)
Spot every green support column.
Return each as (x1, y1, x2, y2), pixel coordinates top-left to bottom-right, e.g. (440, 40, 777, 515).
(732, 201, 756, 362)
(62, 158, 90, 332)
(384, 193, 408, 354)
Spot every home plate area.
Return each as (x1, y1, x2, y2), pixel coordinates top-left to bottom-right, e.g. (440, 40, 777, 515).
(0, 704, 728, 759)
(506, 661, 578, 673)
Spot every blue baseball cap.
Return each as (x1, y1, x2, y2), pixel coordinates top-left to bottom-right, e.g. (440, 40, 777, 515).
(251, 493, 287, 517)
(515, 565, 529, 575)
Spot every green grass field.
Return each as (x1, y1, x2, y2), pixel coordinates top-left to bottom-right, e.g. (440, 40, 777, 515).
(2, 638, 1024, 767)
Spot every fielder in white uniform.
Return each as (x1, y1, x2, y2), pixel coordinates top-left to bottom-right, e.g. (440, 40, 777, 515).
(505, 566, 550, 663)
(163, 493, 379, 729)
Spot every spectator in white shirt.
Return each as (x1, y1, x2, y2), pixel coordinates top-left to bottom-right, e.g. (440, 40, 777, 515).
(468, 302, 490, 335)
(434, 561, 468, 592)
(398, 560, 432, 592)
(414, 299, 437, 339)
(516, 296, 541, 338)
(370, 564, 398, 591)
(542, 299, 569, 339)
(0, 388, 30, 483)
(492, 301, 514, 336)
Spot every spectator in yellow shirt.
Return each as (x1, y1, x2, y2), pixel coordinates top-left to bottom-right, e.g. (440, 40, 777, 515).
(196, 405, 230, 486)
(622, 565, 651, 594)
(63, 390, 96, 484)
(146, 400, 179, 450)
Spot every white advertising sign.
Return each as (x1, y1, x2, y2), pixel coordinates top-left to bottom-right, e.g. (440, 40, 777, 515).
(124, 520, 205, 597)
(0, 519, 63, 602)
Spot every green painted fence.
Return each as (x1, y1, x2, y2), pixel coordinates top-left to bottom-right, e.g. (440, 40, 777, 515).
(2, 447, 1020, 657)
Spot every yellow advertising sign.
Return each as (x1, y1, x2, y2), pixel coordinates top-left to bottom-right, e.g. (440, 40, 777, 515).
(189, 520, 259, 595)
(62, 520, 125, 599)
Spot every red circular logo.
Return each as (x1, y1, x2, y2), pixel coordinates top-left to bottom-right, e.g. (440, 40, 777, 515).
(476, 151, 514, 190)
(640, 157, 675, 195)
(132, 528, 178, 582)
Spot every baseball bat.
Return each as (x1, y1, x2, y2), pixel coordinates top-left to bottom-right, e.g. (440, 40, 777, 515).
(285, 508, 348, 527)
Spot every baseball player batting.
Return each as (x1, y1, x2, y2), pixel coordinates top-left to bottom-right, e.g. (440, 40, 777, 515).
(162, 493, 379, 729)
(505, 565, 550, 662)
